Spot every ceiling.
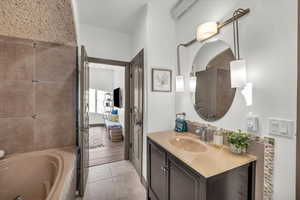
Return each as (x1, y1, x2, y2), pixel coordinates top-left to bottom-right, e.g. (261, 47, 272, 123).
(78, 0, 149, 34)
(77, 0, 233, 34)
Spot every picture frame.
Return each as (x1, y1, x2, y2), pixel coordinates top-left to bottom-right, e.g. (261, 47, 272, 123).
(151, 68, 172, 92)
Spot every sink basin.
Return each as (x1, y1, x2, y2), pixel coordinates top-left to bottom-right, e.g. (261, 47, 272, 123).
(169, 136, 207, 153)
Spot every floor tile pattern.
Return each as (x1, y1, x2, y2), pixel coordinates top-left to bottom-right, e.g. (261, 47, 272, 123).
(83, 161, 146, 200)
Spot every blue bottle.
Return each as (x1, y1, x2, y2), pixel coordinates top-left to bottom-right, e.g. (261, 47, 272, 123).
(175, 113, 187, 132)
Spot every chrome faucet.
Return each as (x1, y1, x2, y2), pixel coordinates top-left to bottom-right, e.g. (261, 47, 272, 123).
(195, 127, 208, 141)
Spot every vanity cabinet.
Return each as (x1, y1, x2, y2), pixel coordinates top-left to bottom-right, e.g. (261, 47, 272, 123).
(168, 155, 204, 200)
(148, 141, 168, 200)
(147, 138, 256, 200)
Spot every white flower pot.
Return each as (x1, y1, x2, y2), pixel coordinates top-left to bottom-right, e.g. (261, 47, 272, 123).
(229, 144, 247, 154)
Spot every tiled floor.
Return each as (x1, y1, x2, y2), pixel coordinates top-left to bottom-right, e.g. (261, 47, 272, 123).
(89, 127, 124, 167)
(83, 160, 146, 200)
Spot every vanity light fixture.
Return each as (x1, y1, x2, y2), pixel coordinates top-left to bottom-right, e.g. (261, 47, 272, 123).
(189, 74, 197, 92)
(176, 8, 250, 93)
(176, 43, 186, 92)
(197, 21, 219, 41)
(229, 9, 252, 106)
(176, 75, 185, 92)
(230, 60, 247, 88)
(230, 9, 247, 88)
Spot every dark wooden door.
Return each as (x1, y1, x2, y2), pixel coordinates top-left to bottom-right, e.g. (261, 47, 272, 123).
(129, 50, 144, 176)
(148, 141, 168, 200)
(79, 45, 90, 196)
(167, 156, 203, 200)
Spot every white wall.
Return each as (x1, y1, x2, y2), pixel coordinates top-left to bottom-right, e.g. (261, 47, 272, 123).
(175, 0, 297, 199)
(131, 0, 177, 180)
(78, 24, 132, 61)
(89, 65, 114, 124)
(90, 66, 114, 91)
(132, 5, 148, 58)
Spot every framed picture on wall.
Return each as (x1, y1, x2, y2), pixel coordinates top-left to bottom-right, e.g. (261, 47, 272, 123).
(152, 68, 172, 92)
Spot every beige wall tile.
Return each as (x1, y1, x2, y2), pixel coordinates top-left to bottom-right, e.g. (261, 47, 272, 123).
(0, 81, 34, 118)
(0, 36, 76, 155)
(34, 114, 76, 150)
(35, 44, 76, 82)
(0, 117, 34, 154)
(35, 81, 75, 116)
(0, 41, 34, 81)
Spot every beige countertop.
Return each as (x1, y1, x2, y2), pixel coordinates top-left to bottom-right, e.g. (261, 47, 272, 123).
(148, 130, 257, 178)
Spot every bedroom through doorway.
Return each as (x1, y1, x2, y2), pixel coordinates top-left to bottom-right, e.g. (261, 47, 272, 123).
(88, 62, 126, 167)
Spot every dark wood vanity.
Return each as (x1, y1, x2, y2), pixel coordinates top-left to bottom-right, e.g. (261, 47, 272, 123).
(147, 137, 256, 200)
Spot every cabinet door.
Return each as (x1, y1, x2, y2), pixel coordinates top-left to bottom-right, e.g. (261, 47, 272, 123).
(148, 141, 168, 200)
(167, 156, 204, 200)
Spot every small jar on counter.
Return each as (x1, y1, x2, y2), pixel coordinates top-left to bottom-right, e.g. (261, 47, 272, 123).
(213, 130, 224, 146)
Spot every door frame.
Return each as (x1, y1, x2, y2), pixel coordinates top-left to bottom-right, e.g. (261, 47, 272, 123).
(297, 0, 300, 197)
(78, 46, 90, 196)
(85, 56, 131, 161)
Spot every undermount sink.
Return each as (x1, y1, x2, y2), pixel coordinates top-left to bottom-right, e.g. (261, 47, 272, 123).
(169, 136, 207, 153)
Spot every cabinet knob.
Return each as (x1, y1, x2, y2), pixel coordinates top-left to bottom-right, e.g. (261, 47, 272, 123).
(161, 166, 169, 173)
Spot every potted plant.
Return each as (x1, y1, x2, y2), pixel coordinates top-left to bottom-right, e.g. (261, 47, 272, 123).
(227, 130, 251, 154)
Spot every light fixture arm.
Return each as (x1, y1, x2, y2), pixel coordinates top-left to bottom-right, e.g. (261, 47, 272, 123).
(233, 8, 247, 60)
(177, 44, 183, 75)
(176, 8, 250, 93)
(177, 40, 197, 75)
(176, 8, 250, 50)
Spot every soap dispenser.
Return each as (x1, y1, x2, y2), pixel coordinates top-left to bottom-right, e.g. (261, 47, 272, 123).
(175, 112, 187, 132)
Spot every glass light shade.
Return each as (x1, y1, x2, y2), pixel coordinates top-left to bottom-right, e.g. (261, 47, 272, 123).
(241, 82, 253, 106)
(176, 75, 185, 92)
(197, 22, 218, 41)
(230, 60, 247, 88)
(189, 76, 197, 93)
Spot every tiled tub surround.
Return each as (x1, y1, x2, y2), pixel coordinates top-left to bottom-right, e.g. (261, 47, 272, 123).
(187, 121, 275, 200)
(0, 36, 76, 154)
(0, 147, 76, 200)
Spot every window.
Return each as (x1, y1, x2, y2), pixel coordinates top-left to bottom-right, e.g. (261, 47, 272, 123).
(89, 89, 96, 113)
(89, 88, 107, 114)
(97, 90, 106, 114)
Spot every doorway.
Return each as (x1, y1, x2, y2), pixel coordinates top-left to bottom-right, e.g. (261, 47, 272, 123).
(88, 62, 126, 167)
(78, 48, 145, 196)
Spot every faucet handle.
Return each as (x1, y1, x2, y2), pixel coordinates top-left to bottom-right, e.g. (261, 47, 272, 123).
(195, 126, 207, 135)
(195, 128, 201, 134)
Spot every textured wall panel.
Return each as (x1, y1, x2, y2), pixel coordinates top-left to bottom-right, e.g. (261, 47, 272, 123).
(0, 0, 76, 45)
(0, 36, 76, 154)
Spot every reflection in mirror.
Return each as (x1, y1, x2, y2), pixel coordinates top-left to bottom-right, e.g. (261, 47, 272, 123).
(191, 40, 236, 121)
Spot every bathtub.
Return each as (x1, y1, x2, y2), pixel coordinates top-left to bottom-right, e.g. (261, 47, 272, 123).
(0, 147, 76, 200)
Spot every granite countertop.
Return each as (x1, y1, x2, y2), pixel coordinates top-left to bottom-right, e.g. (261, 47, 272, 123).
(148, 130, 257, 178)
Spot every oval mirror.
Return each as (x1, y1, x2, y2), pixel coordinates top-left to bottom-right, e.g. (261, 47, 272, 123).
(190, 40, 236, 122)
